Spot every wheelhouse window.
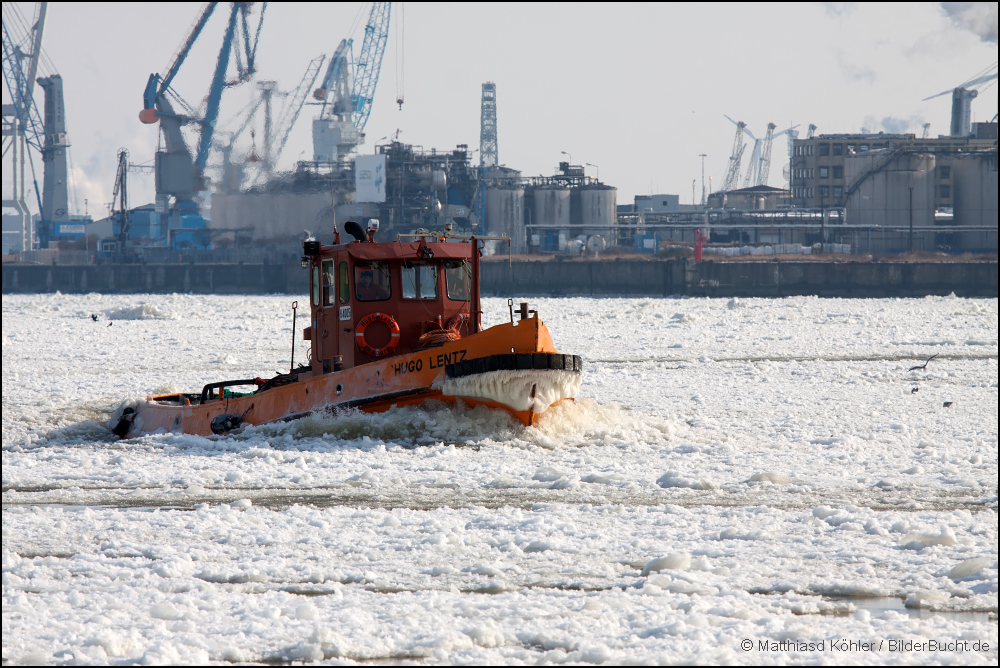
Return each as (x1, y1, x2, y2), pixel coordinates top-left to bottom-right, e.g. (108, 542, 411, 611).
(338, 261, 349, 303)
(401, 262, 438, 299)
(322, 259, 335, 306)
(311, 265, 320, 306)
(445, 260, 470, 301)
(354, 262, 391, 301)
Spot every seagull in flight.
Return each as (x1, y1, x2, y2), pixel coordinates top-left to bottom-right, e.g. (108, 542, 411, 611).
(908, 354, 938, 372)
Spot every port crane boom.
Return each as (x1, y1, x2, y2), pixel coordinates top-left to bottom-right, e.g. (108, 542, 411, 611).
(758, 123, 798, 187)
(110, 148, 130, 247)
(312, 2, 392, 163)
(269, 54, 325, 173)
(2, 5, 48, 246)
(725, 116, 799, 189)
(3, 2, 74, 248)
(2, 3, 46, 154)
(316, 39, 354, 123)
(922, 63, 998, 137)
(139, 2, 265, 247)
(352, 1, 391, 132)
(721, 118, 746, 192)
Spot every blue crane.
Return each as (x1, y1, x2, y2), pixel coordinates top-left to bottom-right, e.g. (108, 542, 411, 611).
(351, 1, 391, 133)
(3, 3, 48, 247)
(139, 2, 265, 248)
(311, 2, 391, 163)
(2, 13, 45, 153)
(314, 39, 355, 125)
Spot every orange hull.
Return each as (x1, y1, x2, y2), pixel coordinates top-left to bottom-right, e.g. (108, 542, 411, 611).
(118, 315, 581, 438)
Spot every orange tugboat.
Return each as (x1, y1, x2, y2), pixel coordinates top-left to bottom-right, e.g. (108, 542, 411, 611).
(111, 221, 582, 438)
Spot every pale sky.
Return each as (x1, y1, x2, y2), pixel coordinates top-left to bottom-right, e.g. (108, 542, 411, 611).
(3, 2, 998, 217)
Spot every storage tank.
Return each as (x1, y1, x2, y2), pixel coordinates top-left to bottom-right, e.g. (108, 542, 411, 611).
(529, 185, 570, 228)
(485, 186, 525, 253)
(572, 185, 617, 228)
(844, 151, 935, 229)
(952, 151, 999, 251)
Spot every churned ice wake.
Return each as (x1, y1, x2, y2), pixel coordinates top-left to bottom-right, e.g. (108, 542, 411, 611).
(285, 396, 670, 451)
(2, 293, 997, 664)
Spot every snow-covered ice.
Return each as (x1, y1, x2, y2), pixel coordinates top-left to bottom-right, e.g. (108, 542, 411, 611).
(2, 293, 997, 664)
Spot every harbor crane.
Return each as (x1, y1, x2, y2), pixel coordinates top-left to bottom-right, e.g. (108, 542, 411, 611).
(2, 3, 46, 250)
(4, 2, 75, 249)
(922, 62, 998, 137)
(109, 148, 131, 250)
(312, 2, 391, 163)
(217, 53, 326, 189)
(269, 55, 325, 174)
(724, 116, 799, 189)
(139, 2, 265, 248)
(734, 120, 771, 189)
(351, 2, 391, 132)
(720, 119, 747, 192)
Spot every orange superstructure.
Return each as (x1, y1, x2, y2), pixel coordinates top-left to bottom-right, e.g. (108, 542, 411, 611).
(112, 222, 582, 438)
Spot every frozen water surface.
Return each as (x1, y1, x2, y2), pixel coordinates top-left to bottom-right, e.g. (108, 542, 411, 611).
(2, 293, 997, 664)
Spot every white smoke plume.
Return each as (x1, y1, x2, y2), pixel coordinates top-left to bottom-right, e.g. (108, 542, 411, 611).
(861, 115, 927, 135)
(940, 2, 998, 42)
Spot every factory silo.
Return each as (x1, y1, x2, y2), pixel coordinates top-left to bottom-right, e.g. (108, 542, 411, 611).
(573, 184, 618, 229)
(952, 152, 999, 251)
(845, 151, 936, 233)
(485, 185, 526, 253)
(529, 185, 571, 251)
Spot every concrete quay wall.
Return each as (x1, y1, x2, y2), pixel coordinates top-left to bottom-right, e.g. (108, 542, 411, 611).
(681, 260, 997, 298)
(3, 260, 997, 298)
(1, 263, 301, 295)
(481, 260, 997, 298)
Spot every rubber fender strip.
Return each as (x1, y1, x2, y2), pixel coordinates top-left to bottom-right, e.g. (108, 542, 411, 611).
(445, 353, 582, 380)
(272, 387, 434, 425)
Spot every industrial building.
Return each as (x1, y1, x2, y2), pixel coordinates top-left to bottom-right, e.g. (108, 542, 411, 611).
(211, 148, 619, 257)
(630, 194, 680, 214)
(473, 82, 617, 254)
(212, 141, 478, 246)
(212, 78, 618, 258)
(5, 2, 993, 263)
(787, 125, 998, 252)
(788, 125, 997, 210)
(519, 163, 617, 253)
(706, 185, 790, 211)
